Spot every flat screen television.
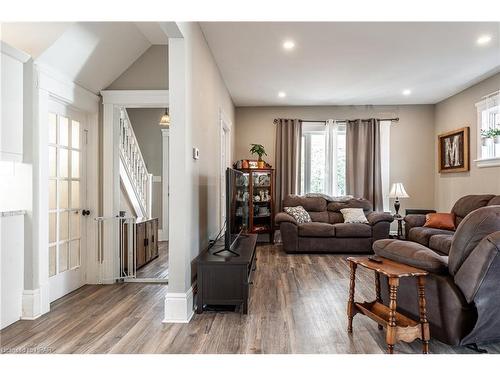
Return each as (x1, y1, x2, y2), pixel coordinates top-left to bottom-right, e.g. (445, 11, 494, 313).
(224, 168, 249, 254)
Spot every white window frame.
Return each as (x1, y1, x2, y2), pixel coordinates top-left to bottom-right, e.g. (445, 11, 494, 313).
(301, 120, 346, 196)
(475, 91, 500, 168)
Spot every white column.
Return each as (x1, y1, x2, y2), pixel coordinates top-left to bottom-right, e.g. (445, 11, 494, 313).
(163, 34, 194, 323)
(101, 103, 121, 283)
(160, 128, 169, 241)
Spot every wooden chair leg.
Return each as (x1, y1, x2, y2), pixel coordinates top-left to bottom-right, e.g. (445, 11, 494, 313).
(417, 276, 430, 354)
(347, 261, 357, 334)
(386, 277, 399, 354)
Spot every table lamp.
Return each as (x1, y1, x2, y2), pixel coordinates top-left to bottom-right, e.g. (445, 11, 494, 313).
(389, 182, 409, 217)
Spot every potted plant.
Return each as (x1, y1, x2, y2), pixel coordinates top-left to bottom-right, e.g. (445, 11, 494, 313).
(481, 129, 490, 146)
(249, 144, 267, 168)
(491, 128, 500, 144)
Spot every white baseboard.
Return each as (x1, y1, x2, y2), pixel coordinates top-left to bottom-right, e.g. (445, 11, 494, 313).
(158, 229, 168, 241)
(162, 286, 194, 323)
(21, 289, 42, 320)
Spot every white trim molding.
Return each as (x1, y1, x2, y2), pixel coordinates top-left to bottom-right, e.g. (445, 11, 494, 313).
(163, 286, 194, 323)
(161, 128, 170, 241)
(21, 289, 42, 320)
(1, 41, 30, 63)
(101, 90, 169, 107)
(35, 63, 100, 113)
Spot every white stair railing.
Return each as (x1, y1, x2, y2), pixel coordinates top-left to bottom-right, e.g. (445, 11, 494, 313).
(119, 108, 152, 218)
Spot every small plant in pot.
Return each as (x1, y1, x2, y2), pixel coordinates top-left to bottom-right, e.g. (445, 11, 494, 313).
(491, 128, 500, 144)
(250, 144, 267, 168)
(481, 129, 491, 146)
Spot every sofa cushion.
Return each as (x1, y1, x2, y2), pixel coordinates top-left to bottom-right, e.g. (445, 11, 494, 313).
(298, 222, 335, 237)
(449, 205, 500, 276)
(308, 211, 330, 223)
(408, 227, 455, 247)
(283, 195, 327, 212)
(334, 223, 371, 238)
(487, 196, 500, 206)
(328, 212, 344, 224)
(373, 239, 449, 274)
(451, 194, 494, 226)
(327, 198, 372, 214)
(429, 234, 453, 255)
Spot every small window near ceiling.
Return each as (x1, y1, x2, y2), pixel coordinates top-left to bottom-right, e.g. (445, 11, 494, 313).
(476, 93, 500, 164)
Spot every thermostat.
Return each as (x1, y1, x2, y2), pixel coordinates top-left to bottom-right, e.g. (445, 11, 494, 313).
(193, 147, 200, 160)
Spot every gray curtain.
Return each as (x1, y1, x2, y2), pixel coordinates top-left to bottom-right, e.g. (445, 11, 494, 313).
(274, 118, 302, 213)
(346, 119, 383, 211)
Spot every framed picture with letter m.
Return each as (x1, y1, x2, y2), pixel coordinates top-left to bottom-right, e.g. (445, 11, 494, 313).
(438, 126, 470, 173)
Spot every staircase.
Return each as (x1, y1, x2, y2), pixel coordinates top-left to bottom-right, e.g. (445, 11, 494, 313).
(119, 107, 152, 219)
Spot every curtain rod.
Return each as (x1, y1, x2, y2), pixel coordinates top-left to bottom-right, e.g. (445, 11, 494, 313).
(274, 118, 399, 124)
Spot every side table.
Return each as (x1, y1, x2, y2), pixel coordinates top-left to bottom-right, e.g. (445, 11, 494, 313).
(346, 256, 430, 354)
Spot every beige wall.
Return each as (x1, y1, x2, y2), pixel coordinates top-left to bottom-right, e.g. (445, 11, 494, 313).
(434, 73, 500, 211)
(126, 108, 164, 227)
(185, 24, 235, 257)
(106, 45, 168, 90)
(235, 105, 436, 213)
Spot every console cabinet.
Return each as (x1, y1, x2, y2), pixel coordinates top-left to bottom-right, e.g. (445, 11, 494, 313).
(195, 234, 257, 314)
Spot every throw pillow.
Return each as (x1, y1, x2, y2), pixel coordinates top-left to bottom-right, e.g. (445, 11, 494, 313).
(284, 206, 311, 224)
(423, 213, 455, 231)
(340, 208, 369, 224)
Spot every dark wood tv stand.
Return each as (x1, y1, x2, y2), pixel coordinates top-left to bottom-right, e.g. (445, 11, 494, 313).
(195, 234, 257, 314)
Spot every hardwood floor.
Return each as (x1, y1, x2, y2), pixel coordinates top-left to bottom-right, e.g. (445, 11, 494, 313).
(135, 241, 168, 279)
(1, 244, 499, 354)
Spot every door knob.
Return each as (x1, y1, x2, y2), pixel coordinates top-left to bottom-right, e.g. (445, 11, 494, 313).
(82, 209, 91, 216)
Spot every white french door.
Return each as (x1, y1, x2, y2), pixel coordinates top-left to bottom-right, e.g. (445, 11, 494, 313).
(48, 101, 88, 302)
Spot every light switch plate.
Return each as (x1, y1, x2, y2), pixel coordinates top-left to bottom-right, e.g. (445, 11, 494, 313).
(193, 147, 200, 160)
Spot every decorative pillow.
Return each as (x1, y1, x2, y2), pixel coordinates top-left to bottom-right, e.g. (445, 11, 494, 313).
(284, 206, 311, 224)
(340, 208, 369, 224)
(423, 213, 455, 231)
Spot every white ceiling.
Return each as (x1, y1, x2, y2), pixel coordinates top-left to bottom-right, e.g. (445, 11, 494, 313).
(0, 22, 168, 94)
(200, 22, 500, 106)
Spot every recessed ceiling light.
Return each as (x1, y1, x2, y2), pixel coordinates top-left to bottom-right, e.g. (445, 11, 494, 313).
(477, 35, 492, 45)
(278, 91, 286, 98)
(402, 89, 411, 96)
(283, 40, 295, 50)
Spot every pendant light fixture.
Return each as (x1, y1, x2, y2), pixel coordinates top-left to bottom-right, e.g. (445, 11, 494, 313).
(159, 108, 170, 127)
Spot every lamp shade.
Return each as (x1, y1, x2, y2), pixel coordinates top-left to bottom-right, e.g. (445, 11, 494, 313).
(389, 183, 409, 199)
(159, 108, 170, 127)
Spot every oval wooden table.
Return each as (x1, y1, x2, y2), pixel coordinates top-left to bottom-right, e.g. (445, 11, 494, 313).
(346, 256, 430, 354)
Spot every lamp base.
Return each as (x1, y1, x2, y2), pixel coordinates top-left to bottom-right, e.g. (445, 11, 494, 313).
(394, 199, 401, 218)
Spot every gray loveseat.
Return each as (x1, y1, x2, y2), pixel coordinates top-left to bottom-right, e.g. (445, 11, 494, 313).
(275, 195, 394, 253)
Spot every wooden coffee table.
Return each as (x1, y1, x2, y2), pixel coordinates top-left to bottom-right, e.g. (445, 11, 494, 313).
(346, 256, 430, 354)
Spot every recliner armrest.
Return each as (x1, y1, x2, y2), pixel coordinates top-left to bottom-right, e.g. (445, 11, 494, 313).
(373, 239, 449, 274)
(275, 212, 297, 225)
(367, 211, 394, 225)
(404, 214, 427, 228)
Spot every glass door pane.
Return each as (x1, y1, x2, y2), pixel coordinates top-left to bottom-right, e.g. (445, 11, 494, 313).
(48, 111, 84, 278)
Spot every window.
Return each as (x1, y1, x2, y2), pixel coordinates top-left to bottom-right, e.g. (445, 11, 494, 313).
(300, 120, 346, 196)
(476, 92, 500, 167)
(300, 119, 391, 211)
